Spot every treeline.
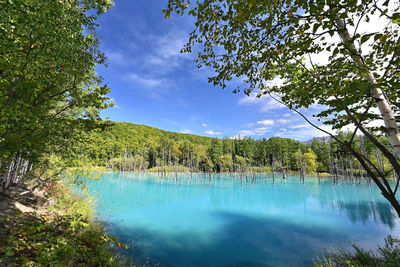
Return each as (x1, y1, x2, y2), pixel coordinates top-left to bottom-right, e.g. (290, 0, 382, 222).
(76, 122, 393, 176)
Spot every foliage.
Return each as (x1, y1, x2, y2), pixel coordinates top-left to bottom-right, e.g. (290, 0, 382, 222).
(75, 121, 398, 178)
(0, 182, 128, 266)
(303, 148, 317, 174)
(164, 0, 400, 215)
(0, 0, 113, 185)
(313, 235, 400, 267)
(164, 0, 399, 130)
(78, 121, 310, 172)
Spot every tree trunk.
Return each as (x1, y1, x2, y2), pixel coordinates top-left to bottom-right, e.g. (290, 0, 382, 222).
(335, 18, 400, 159)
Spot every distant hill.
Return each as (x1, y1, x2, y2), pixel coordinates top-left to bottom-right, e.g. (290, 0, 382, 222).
(302, 136, 330, 145)
(79, 121, 308, 170)
(95, 121, 215, 147)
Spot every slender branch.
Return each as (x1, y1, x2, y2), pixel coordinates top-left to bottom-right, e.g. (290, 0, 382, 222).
(344, 141, 390, 197)
(342, 105, 400, 194)
(349, 98, 374, 144)
(394, 172, 400, 195)
(268, 93, 342, 144)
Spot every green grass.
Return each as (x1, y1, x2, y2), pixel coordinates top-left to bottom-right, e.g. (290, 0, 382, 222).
(0, 181, 131, 267)
(313, 235, 400, 267)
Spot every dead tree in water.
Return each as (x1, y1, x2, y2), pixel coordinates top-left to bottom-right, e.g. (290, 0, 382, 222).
(157, 160, 160, 177)
(243, 152, 248, 184)
(249, 160, 254, 183)
(230, 139, 234, 173)
(140, 150, 144, 173)
(349, 158, 354, 184)
(174, 157, 178, 182)
(168, 149, 172, 176)
(271, 154, 276, 183)
(189, 153, 193, 181)
(161, 148, 165, 178)
(334, 159, 340, 185)
(298, 152, 305, 184)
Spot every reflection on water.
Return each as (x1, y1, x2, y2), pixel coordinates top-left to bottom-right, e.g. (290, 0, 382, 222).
(337, 201, 396, 228)
(86, 172, 400, 267)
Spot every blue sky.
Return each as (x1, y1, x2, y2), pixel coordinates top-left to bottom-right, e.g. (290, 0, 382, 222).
(95, 0, 326, 141)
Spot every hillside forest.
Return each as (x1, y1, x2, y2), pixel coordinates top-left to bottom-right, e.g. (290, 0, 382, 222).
(74, 122, 394, 178)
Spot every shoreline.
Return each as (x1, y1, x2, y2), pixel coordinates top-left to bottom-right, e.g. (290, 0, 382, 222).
(0, 179, 124, 266)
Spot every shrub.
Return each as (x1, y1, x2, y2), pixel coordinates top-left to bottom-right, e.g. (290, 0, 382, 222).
(313, 236, 400, 267)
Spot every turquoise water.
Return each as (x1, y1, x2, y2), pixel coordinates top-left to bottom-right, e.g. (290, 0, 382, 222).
(86, 172, 400, 266)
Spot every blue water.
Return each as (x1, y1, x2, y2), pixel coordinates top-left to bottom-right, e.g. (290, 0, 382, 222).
(86, 172, 400, 266)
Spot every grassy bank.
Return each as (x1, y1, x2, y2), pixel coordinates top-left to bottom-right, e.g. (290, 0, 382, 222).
(0, 179, 128, 266)
(313, 236, 400, 266)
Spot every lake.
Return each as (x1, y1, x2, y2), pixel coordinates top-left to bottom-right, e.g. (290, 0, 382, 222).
(86, 172, 400, 266)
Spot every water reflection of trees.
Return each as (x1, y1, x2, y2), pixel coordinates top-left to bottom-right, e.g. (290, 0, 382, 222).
(337, 201, 396, 228)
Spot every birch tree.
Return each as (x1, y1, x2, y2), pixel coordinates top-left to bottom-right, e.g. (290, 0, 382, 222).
(164, 0, 400, 215)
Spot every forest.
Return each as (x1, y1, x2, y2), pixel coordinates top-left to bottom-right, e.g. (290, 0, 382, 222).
(75, 121, 394, 178)
(1, 0, 400, 266)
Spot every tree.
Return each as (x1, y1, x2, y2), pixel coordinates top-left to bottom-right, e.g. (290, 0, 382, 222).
(303, 148, 317, 174)
(207, 138, 222, 171)
(0, 0, 113, 189)
(311, 139, 330, 172)
(165, 0, 400, 215)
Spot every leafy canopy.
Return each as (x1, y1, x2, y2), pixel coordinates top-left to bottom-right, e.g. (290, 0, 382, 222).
(164, 0, 400, 130)
(0, 0, 114, 164)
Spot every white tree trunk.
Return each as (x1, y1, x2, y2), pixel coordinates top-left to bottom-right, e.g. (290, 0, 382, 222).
(335, 18, 400, 158)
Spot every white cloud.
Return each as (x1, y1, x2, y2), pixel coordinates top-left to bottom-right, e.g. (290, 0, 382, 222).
(144, 31, 191, 70)
(241, 122, 256, 128)
(254, 127, 271, 135)
(238, 92, 261, 105)
(105, 51, 127, 66)
(276, 116, 386, 141)
(339, 119, 385, 135)
(239, 130, 256, 136)
(127, 73, 166, 88)
(265, 77, 285, 87)
(205, 130, 222, 135)
(146, 55, 166, 66)
(276, 126, 328, 141)
(238, 92, 286, 113)
(255, 127, 269, 131)
(155, 33, 188, 59)
(259, 99, 286, 112)
(239, 127, 271, 136)
(202, 123, 207, 127)
(290, 124, 312, 129)
(257, 119, 275, 126)
(180, 129, 192, 134)
(125, 73, 173, 98)
(277, 119, 290, 124)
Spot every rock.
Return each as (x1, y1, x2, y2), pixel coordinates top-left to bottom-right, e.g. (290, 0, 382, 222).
(33, 188, 45, 198)
(14, 201, 35, 213)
